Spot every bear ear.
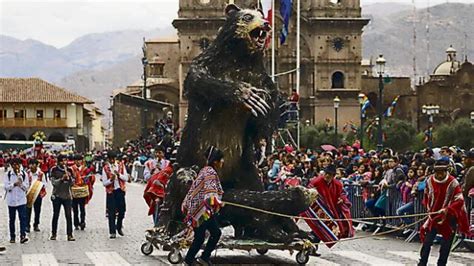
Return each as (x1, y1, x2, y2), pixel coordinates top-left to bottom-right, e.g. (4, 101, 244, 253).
(252, 3, 265, 17)
(224, 4, 240, 17)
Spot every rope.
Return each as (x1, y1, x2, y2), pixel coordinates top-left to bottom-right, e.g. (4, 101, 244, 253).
(322, 217, 427, 245)
(222, 201, 441, 222)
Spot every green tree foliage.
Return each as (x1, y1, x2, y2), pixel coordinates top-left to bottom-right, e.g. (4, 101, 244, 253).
(367, 118, 417, 152)
(434, 118, 473, 149)
(300, 123, 343, 149)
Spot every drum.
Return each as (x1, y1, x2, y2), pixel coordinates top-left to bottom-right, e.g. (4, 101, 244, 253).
(26, 180, 42, 208)
(71, 185, 89, 199)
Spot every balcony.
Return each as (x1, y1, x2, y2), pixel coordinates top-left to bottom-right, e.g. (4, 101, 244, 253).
(0, 118, 68, 128)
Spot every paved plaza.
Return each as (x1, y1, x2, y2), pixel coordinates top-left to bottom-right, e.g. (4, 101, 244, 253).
(1, 171, 472, 265)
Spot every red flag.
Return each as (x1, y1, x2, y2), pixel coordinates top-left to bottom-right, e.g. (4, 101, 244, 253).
(265, 8, 273, 48)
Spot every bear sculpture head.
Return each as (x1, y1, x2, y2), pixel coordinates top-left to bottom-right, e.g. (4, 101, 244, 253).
(214, 4, 271, 56)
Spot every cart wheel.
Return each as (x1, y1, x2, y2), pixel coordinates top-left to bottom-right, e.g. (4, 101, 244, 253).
(167, 249, 183, 264)
(296, 250, 310, 265)
(141, 242, 153, 256)
(256, 248, 268, 255)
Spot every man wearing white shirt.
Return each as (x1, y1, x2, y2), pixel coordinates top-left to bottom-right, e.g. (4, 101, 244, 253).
(143, 147, 169, 182)
(102, 151, 129, 239)
(4, 158, 29, 244)
(26, 159, 47, 232)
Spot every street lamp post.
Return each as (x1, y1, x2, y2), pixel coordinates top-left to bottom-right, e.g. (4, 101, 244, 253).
(376, 54, 386, 152)
(422, 104, 440, 149)
(333, 96, 340, 147)
(141, 38, 148, 137)
(358, 93, 366, 150)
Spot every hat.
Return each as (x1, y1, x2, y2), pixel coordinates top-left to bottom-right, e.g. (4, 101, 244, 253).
(465, 150, 474, 159)
(57, 154, 68, 161)
(324, 164, 337, 175)
(434, 157, 449, 171)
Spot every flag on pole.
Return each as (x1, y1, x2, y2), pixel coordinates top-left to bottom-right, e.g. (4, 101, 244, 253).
(384, 95, 400, 117)
(360, 97, 371, 118)
(279, 0, 292, 44)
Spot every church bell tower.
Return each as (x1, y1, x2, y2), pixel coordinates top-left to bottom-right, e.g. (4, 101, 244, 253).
(308, 0, 369, 127)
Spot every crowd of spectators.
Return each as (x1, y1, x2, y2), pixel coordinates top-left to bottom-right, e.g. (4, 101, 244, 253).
(258, 143, 474, 232)
(1, 118, 472, 235)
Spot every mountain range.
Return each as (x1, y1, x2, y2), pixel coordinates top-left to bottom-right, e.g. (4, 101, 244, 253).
(0, 2, 472, 114)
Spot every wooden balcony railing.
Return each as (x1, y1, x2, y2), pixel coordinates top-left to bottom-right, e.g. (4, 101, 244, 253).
(0, 118, 69, 128)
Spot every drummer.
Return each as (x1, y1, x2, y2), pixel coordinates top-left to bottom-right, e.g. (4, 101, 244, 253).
(71, 154, 88, 230)
(3, 158, 29, 244)
(26, 159, 47, 232)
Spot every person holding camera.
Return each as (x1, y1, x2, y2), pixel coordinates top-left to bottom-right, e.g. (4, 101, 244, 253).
(49, 154, 75, 241)
(4, 158, 29, 244)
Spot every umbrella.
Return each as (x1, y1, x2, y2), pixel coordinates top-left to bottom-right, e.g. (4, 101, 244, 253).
(321, 144, 336, 151)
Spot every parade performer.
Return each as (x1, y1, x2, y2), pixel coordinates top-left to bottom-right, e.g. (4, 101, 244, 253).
(302, 164, 354, 248)
(143, 147, 169, 182)
(143, 164, 173, 227)
(418, 157, 470, 266)
(4, 158, 29, 244)
(71, 155, 90, 230)
(102, 151, 129, 239)
(26, 159, 46, 232)
(49, 154, 75, 241)
(182, 146, 224, 265)
(82, 154, 96, 205)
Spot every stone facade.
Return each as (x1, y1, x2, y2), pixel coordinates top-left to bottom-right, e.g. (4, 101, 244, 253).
(416, 60, 473, 130)
(111, 93, 170, 147)
(113, 1, 472, 140)
(145, 0, 369, 129)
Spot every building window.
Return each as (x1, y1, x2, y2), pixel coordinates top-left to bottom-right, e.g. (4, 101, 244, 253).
(331, 71, 345, 89)
(150, 64, 164, 77)
(54, 109, 61, 119)
(14, 109, 25, 119)
(36, 110, 44, 119)
(0, 109, 6, 119)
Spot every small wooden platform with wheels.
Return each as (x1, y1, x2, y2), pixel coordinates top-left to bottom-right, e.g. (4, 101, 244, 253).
(140, 228, 318, 265)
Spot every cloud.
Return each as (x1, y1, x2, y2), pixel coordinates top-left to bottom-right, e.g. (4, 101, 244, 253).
(0, 0, 178, 47)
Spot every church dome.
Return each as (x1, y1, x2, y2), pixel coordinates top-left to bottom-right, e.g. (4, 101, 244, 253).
(433, 61, 461, 76)
(432, 45, 460, 76)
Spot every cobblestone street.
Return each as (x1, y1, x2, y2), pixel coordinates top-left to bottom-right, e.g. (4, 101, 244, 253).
(1, 173, 473, 265)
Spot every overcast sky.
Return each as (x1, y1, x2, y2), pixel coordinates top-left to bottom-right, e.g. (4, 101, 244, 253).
(1, 0, 472, 48)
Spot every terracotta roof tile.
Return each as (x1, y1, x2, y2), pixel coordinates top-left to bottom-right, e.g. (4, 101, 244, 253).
(0, 78, 93, 104)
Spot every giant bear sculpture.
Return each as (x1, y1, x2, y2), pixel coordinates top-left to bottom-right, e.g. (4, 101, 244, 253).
(160, 4, 311, 243)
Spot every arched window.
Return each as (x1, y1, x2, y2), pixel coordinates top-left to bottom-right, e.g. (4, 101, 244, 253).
(331, 71, 344, 88)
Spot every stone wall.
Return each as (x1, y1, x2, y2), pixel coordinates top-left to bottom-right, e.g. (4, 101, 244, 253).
(112, 93, 167, 147)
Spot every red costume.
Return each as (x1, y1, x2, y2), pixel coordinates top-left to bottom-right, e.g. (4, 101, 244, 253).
(308, 175, 354, 239)
(82, 165, 96, 204)
(420, 174, 470, 241)
(143, 165, 173, 216)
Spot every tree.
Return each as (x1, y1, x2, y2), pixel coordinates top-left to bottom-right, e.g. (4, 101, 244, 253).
(434, 118, 474, 149)
(367, 118, 417, 152)
(300, 123, 343, 150)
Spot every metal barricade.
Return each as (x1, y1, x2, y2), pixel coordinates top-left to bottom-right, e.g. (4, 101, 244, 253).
(405, 190, 426, 242)
(345, 183, 420, 235)
(451, 195, 474, 251)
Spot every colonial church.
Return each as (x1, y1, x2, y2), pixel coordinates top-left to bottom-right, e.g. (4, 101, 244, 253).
(111, 0, 473, 146)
